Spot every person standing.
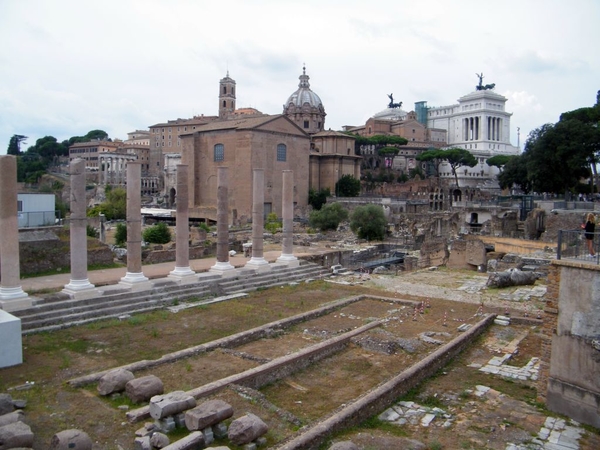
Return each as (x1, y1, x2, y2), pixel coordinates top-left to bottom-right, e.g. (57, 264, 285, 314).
(582, 213, 596, 257)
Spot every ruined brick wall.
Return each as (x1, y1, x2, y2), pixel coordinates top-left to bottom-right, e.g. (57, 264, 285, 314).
(537, 263, 559, 403)
(539, 212, 586, 243)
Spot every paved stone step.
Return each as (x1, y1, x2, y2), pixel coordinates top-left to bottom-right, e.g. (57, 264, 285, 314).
(15, 280, 218, 318)
(17, 285, 217, 326)
(16, 261, 328, 334)
(219, 268, 326, 295)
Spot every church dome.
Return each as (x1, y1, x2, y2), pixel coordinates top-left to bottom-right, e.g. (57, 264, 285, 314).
(283, 66, 326, 135)
(285, 66, 324, 110)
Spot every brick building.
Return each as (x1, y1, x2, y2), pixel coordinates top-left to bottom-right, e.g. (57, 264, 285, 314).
(180, 114, 310, 224)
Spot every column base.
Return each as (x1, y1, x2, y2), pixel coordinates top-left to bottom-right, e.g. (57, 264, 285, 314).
(0, 287, 32, 312)
(119, 272, 150, 290)
(276, 254, 300, 267)
(209, 261, 237, 277)
(63, 278, 96, 295)
(168, 266, 197, 283)
(245, 257, 271, 272)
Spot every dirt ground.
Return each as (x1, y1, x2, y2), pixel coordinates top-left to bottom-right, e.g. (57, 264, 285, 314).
(1, 267, 599, 450)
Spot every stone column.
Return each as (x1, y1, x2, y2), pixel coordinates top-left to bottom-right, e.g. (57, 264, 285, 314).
(169, 165, 195, 281)
(245, 169, 269, 272)
(210, 167, 235, 276)
(120, 162, 149, 287)
(63, 158, 96, 297)
(276, 170, 299, 267)
(0, 156, 31, 311)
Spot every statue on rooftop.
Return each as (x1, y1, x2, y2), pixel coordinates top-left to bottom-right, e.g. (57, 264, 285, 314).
(475, 73, 495, 91)
(387, 93, 402, 109)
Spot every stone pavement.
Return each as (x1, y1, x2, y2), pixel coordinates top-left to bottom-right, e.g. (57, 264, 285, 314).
(377, 386, 587, 450)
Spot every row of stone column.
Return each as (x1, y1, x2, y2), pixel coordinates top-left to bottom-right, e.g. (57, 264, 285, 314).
(463, 116, 503, 142)
(0, 156, 297, 311)
(99, 154, 136, 186)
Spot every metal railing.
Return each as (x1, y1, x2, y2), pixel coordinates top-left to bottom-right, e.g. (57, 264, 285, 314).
(18, 210, 62, 229)
(557, 229, 599, 264)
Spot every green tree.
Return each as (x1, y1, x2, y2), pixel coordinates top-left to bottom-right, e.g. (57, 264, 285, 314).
(114, 222, 127, 247)
(417, 147, 478, 187)
(335, 174, 361, 197)
(350, 204, 387, 241)
(523, 122, 592, 194)
(87, 187, 127, 220)
(142, 222, 172, 244)
(16, 152, 48, 183)
(309, 202, 348, 231)
(486, 155, 512, 171)
(7, 134, 27, 155)
(497, 154, 532, 193)
(27, 136, 69, 162)
(308, 187, 330, 210)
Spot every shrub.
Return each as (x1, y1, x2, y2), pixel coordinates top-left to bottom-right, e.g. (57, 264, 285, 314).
(142, 222, 172, 244)
(335, 174, 361, 197)
(308, 188, 330, 210)
(350, 204, 387, 240)
(86, 224, 98, 238)
(309, 202, 348, 231)
(265, 213, 281, 234)
(197, 222, 210, 232)
(114, 222, 127, 247)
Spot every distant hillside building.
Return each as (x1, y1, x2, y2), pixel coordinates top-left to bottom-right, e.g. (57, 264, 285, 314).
(68, 140, 121, 170)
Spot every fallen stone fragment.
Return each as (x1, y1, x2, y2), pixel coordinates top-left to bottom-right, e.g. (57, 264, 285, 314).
(160, 431, 204, 450)
(0, 420, 34, 449)
(184, 399, 234, 431)
(134, 435, 151, 450)
(0, 409, 25, 427)
(228, 413, 268, 445)
(149, 391, 196, 420)
(150, 431, 170, 448)
(329, 441, 359, 450)
(49, 429, 93, 450)
(97, 368, 135, 396)
(0, 394, 15, 415)
(126, 375, 164, 404)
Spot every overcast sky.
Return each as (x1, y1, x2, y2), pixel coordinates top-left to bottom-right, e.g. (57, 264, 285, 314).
(1, 0, 598, 154)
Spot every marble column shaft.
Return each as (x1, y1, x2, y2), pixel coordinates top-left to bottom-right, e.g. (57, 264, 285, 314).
(121, 162, 147, 284)
(170, 165, 194, 278)
(64, 158, 94, 291)
(0, 155, 29, 308)
(277, 170, 297, 265)
(216, 167, 230, 264)
(246, 169, 269, 270)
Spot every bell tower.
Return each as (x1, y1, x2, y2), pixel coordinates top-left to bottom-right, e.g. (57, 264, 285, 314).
(219, 72, 236, 119)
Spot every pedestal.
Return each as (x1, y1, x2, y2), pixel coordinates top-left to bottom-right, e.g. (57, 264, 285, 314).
(0, 310, 23, 368)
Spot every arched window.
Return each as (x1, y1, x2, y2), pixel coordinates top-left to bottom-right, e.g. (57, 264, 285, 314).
(214, 144, 224, 162)
(222, 100, 226, 107)
(223, 86, 226, 94)
(277, 144, 287, 162)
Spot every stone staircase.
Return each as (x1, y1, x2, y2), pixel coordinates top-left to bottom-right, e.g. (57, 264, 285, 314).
(11, 261, 328, 334)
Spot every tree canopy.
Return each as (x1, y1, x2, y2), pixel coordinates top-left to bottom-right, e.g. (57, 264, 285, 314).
(7, 135, 27, 155)
(498, 93, 600, 195)
(309, 202, 348, 231)
(416, 147, 478, 187)
(350, 204, 387, 241)
(486, 155, 512, 170)
(335, 174, 361, 197)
